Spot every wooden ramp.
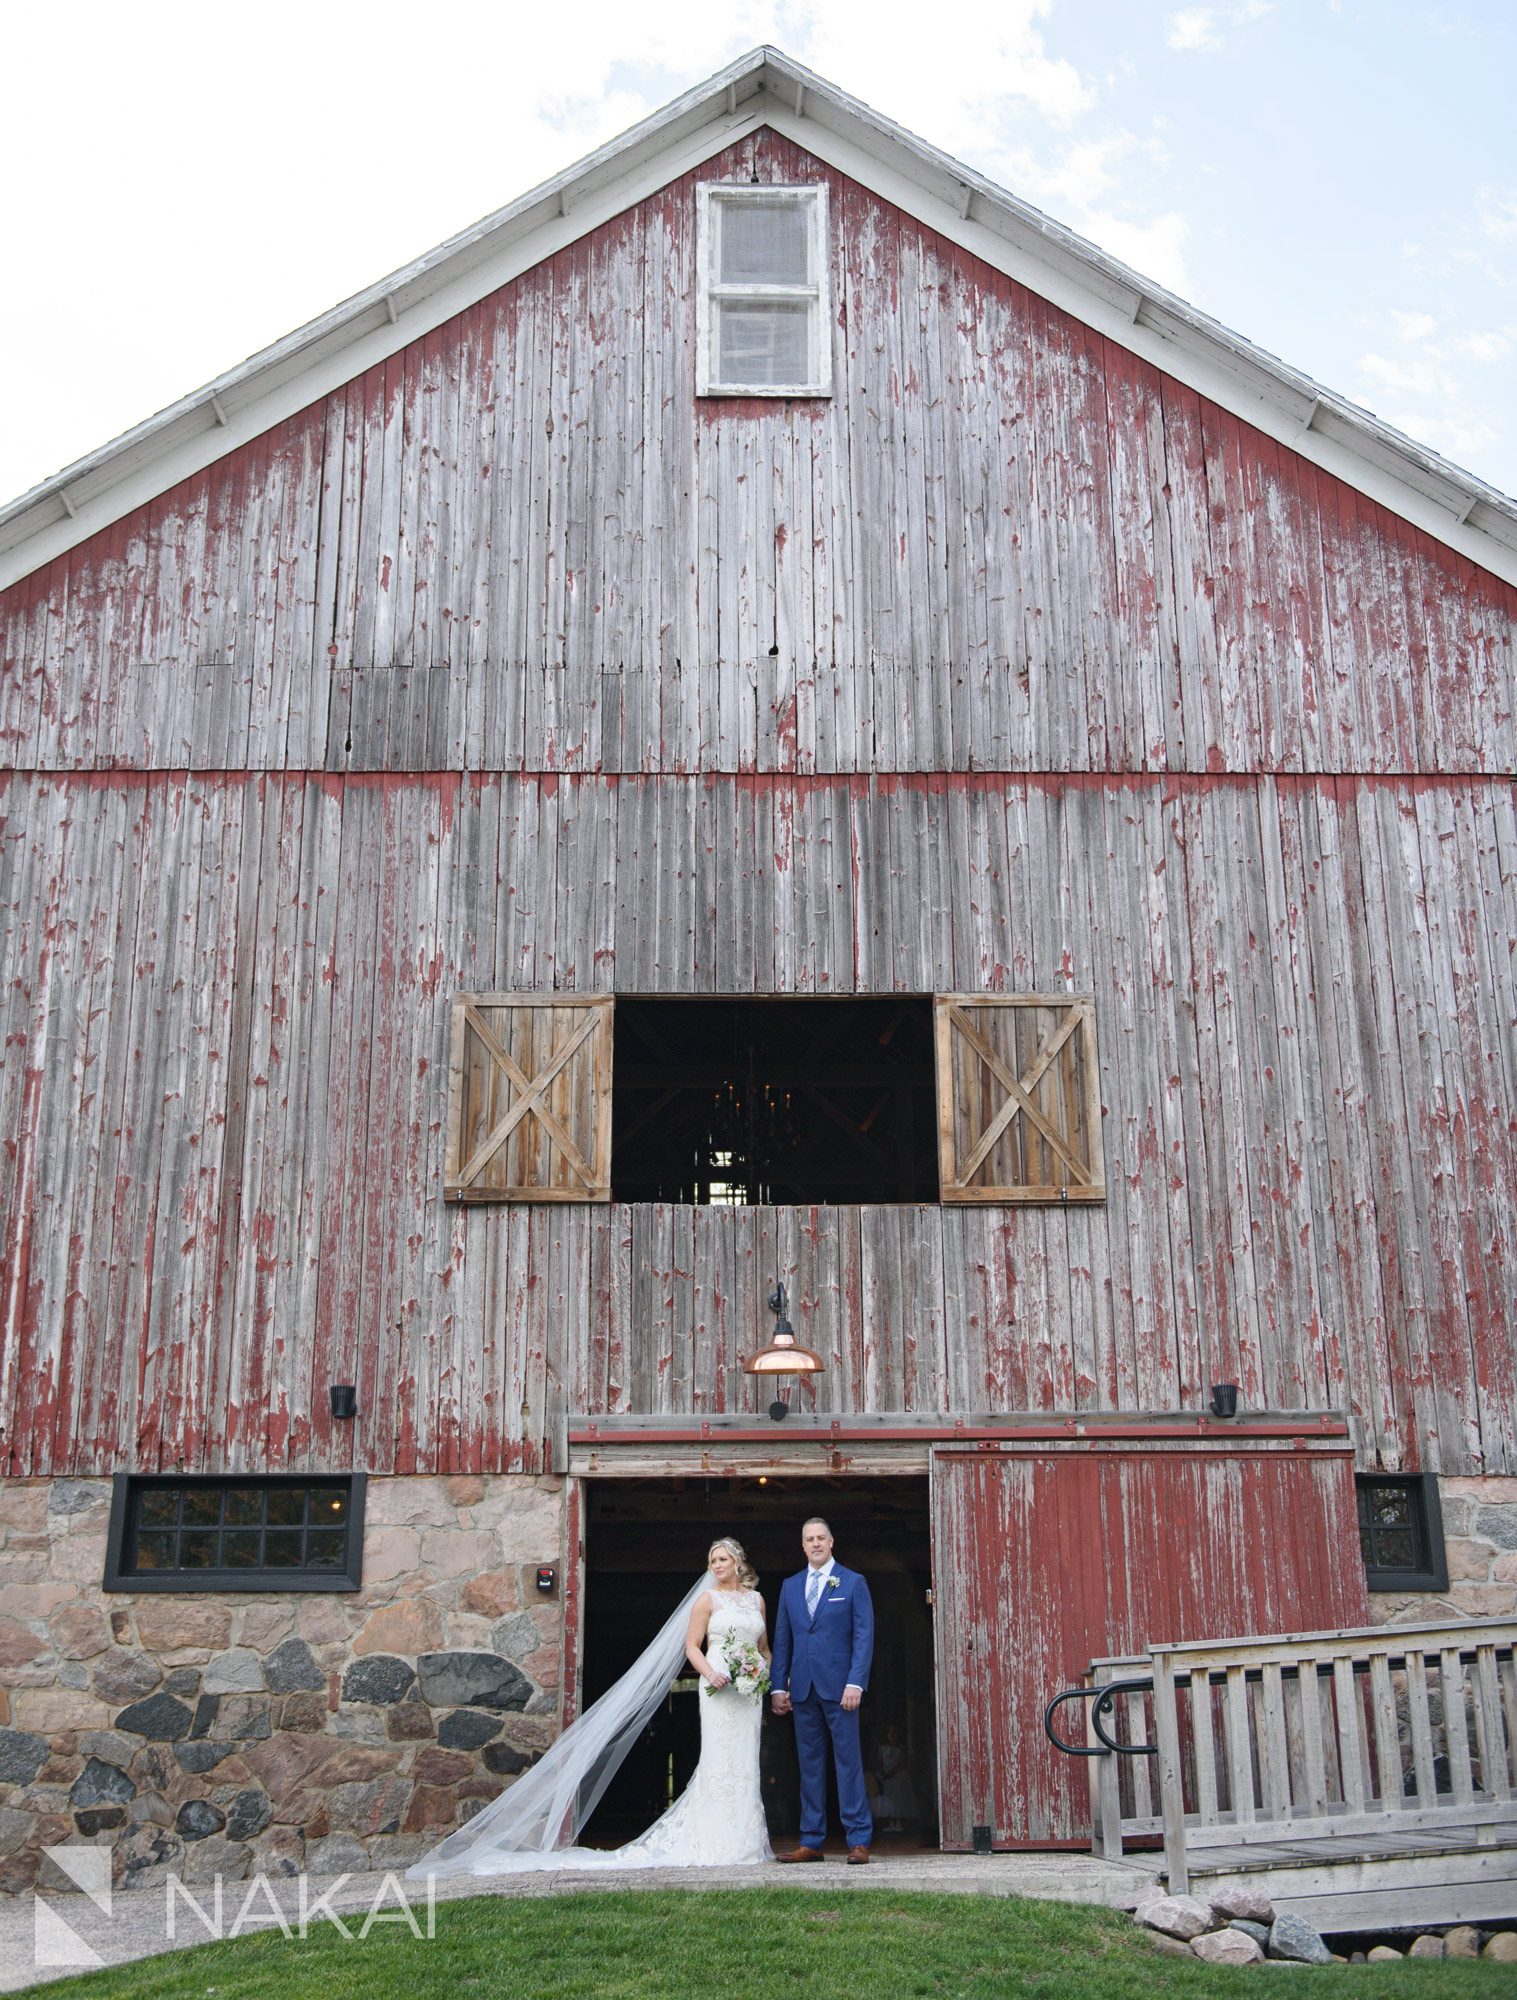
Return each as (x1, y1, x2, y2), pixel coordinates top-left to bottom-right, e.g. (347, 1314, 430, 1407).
(1064, 1617, 1517, 1931)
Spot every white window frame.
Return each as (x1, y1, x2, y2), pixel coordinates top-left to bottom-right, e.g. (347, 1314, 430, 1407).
(696, 184, 832, 397)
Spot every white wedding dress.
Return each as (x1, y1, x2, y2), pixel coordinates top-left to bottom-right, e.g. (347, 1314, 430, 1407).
(409, 1579, 772, 1877)
(608, 1587, 772, 1867)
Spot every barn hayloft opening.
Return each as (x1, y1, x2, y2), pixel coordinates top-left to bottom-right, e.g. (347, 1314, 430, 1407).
(611, 997, 939, 1204)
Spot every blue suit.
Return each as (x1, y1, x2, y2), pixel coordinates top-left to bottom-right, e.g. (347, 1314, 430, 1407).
(771, 1563, 875, 1850)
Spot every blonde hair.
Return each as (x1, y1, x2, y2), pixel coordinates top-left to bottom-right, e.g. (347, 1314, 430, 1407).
(708, 1536, 759, 1591)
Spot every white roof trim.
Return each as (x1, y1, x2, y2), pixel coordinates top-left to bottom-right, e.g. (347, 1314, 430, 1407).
(4, 46, 1516, 594)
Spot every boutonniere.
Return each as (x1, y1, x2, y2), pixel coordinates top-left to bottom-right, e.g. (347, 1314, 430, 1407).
(826, 1576, 841, 1592)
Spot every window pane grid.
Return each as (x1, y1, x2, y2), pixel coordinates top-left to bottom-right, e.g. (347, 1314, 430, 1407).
(1355, 1475, 1441, 1588)
(126, 1481, 351, 1576)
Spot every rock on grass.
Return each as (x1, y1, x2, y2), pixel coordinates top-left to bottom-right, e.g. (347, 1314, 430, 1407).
(1267, 1912, 1332, 1965)
(1134, 1894, 1213, 1941)
(1193, 1929, 1264, 1965)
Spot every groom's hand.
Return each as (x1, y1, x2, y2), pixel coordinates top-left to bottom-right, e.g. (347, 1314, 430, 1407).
(841, 1685, 862, 1712)
(771, 1691, 792, 1715)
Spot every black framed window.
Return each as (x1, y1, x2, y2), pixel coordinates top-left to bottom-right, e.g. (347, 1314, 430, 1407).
(104, 1474, 365, 1592)
(1356, 1472, 1447, 1592)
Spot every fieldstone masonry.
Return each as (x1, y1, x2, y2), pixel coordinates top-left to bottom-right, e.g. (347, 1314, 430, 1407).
(3, 1467, 1512, 1896)
(0, 1473, 565, 1893)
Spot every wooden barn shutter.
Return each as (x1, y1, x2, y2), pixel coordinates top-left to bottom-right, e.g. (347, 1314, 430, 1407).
(445, 996, 613, 1202)
(934, 995, 1104, 1204)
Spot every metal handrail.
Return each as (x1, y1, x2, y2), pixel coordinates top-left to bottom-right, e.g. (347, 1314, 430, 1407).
(1043, 1677, 1158, 1757)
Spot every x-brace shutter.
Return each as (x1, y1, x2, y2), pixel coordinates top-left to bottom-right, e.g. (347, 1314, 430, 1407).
(445, 995, 613, 1201)
(935, 995, 1104, 1204)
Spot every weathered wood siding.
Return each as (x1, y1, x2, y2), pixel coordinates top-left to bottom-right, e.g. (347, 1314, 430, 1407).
(3, 770, 1512, 1478)
(930, 1438, 1369, 1843)
(2, 133, 1513, 781)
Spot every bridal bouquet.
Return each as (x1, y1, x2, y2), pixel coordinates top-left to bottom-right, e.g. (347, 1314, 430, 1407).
(705, 1639, 770, 1699)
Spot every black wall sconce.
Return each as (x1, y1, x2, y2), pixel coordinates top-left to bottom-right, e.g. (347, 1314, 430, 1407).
(1209, 1382, 1239, 1419)
(329, 1383, 359, 1421)
(536, 1566, 556, 1595)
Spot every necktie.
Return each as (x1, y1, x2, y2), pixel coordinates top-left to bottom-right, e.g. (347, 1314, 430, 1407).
(806, 1569, 823, 1615)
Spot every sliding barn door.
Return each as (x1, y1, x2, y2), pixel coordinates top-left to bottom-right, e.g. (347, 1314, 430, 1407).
(930, 1439, 1367, 1846)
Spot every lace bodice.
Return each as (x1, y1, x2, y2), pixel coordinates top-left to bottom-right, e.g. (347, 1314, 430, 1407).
(705, 1587, 766, 1655)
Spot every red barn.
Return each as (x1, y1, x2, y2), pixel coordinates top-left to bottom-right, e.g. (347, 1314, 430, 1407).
(1, 47, 1513, 1887)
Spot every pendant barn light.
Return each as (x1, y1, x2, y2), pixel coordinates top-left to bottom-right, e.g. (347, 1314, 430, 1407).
(744, 1283, 823, 1420)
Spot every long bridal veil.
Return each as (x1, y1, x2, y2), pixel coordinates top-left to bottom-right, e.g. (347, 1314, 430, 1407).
(407, 1571, 714, 1878)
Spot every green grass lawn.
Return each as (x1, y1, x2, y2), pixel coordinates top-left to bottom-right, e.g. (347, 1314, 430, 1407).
(13, 1889, 1510, 2000)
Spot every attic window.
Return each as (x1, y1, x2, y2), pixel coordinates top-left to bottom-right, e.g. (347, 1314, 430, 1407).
(697, 185, 831, 396)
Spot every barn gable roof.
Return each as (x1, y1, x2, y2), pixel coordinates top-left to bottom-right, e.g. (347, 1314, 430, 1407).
(4, 45, 1516, 594)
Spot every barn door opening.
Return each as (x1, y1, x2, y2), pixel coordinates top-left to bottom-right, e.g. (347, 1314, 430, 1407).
(580, 1474, 937, 1851)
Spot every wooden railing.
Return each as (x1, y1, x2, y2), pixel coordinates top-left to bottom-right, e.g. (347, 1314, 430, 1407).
(1078, 1618, 1517, 1897)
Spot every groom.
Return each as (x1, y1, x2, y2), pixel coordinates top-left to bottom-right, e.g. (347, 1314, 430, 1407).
(770, 1516, 875, 1863)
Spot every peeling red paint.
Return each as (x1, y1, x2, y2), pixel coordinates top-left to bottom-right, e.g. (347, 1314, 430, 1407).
(934, 1442, 1367, 1843)
(0, 122, 1511, 1503)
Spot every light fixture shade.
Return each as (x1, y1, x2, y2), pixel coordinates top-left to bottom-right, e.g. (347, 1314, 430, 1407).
(745, 1281, 825, 1377)
(743, 1329, 825, 1375)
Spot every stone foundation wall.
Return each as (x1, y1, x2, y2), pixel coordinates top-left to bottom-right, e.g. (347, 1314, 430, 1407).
(1370, 1475, 1517, 1625)
(0, 1474, 565, 1894)
(5, 1465, 1512, 1894)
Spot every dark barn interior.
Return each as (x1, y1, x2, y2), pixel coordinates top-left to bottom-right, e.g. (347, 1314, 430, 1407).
(611, 997, 940, 1205)
(581, 1475, 938, 1848)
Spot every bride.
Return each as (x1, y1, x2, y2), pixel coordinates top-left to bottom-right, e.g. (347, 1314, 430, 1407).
(408, 1537, 773, 1876)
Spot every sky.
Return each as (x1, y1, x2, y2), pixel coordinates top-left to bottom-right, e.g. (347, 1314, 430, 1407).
(3, 0, 1514, 508)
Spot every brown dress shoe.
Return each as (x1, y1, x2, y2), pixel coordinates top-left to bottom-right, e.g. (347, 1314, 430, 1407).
(846, 1846, 870, 1865)
(777, 1845, 827, 1863)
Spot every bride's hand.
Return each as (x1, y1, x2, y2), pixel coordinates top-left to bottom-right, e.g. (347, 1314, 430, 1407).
(707, 1668, 731, 1689)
